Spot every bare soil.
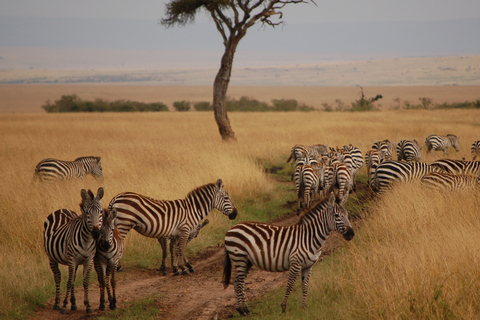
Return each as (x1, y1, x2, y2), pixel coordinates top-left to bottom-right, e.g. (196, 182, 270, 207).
(31, 182, 371, 320)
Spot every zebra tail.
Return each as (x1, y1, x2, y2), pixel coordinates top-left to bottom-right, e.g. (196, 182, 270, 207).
(222, 248, 232, 289)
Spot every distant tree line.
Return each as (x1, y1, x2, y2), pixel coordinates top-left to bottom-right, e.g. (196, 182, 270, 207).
(41, 94, 315, 113)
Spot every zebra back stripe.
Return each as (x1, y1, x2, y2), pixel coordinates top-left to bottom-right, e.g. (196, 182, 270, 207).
(425, 134, 460, 155)
(431, 159, 480, 176)
(421, 172, 480, 191)
(397, 139, 422, 162)
(471, 141, 480, 160)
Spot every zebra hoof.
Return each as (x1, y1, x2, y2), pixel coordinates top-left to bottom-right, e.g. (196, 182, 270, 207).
(60, 308, 68, 314)
(117, 265, 124, 272)
(99, 304, 106, 311)
(173, 271, 182, 276)
(181, 269, 190, 275)
(86, 307, 94, 314)
(162, 270, 167, 276)
(71, 305, 77, 311)
(237, 307, 251, 316)
(188, 267, 195, 273)
(109, 303, 117, 310)
(53, 304, 60, 310)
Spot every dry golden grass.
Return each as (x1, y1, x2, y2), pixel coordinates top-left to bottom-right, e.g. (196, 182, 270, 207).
(1, 106, 480, 318)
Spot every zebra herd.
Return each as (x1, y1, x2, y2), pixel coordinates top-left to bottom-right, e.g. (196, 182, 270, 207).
(37, 135, 479, 316)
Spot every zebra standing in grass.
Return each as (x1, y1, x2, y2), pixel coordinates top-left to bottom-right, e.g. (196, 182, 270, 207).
(294, 164, 322, 214)
(43, 187, 104, 314)
(365, 149, 386, 186)
(397, 139, 423, 162)
(372, 140, 395, 160)
(158, 219, 210, 276)
(342, 145, 364, 191)
(371, 160, 441, 192)
(421, 172, 480, 191)
(109, 179, 237, 275)
(472, 141, 480, 160)
(323, 162, 353, 204)
(425, 134, 460, 156)
(431, 159, 480, 176)
(223, 192, 354, 316)
(94, 208, 124, 311)
(34, 156, 103, 181)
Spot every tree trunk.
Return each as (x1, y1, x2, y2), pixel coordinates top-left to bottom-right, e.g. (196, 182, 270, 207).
(212, 41, 238, 142)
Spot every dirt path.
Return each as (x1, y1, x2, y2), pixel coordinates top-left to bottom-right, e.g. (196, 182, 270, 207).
(32, 182, 370, 320)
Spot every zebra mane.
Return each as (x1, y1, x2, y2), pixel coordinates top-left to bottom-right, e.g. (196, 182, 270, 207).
(186, 183, 216, 199)
(74, 156, 101, 162)
(297, 187, 338, 225)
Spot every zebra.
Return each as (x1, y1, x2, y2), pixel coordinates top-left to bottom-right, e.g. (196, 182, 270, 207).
(324, 162, 353, 204)
(372, 140, 395, 160)
(158, 219, 210, 276)
(371, 160, 441, 192)
(287, 144, 321, 180)
(421, 172, 480, 191)
(109, 179, 237, 275)
(342, 144, 364, 191)
(425, 134, 460, 156)
(94, 207, 125, 311)
(294, 164, 322, 214)
(472, 141, 480, 160)
(430, 159, 480, 176)
(34, 156, 103, 182)
(223, 192, 354, 316)
(397, 139, 422, 162)
(365, 149, 386, 186)
(43, 187, 104, 314)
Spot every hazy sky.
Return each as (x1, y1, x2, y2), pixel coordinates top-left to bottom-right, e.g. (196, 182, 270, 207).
(3, 0, 480, 23)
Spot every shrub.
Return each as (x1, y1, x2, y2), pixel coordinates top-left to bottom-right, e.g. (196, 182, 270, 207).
(173, 100, 191, 112)
(194, 101, 213, 111)
(225, 96, 270, 112)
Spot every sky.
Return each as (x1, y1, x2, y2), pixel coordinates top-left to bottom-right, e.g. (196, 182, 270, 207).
(1, 0, 480, 69)
(3, 0, 480, 23)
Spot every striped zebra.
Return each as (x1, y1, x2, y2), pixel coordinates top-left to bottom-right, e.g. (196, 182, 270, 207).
(109, 179, 237, 275)
(94, 208, 125, 311)
(371, 160, 441, 192)
(158, 219, 210, 276)
(365, 149, 386, 186)
(294, 164, 322, 214)
(287, 144, 321, 180)
(43, 187, 104, 314)
(425, 134, 460, 156)
(372, 140, 395, 160)
(223, 192, 354, 315)
(342, 145, 364, 191)
(397, 139, 422, 162)
(430, 159, 480, 176)
(472, 141, 480, 160)
(421, 172, 480, 191)
(324, 162, 353, 204)
(34, 156, 103, 182)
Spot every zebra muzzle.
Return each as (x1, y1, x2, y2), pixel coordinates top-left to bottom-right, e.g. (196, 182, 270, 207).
(343, 227, 355, 241)
(92, 227, 101, 240)
(228, 209, 238, 220)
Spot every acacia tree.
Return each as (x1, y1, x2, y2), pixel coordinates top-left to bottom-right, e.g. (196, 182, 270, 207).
(161, 0, 312, 142)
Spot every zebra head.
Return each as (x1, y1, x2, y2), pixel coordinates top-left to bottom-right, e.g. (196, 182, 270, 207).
(328, 193, 354, 241)
(98, 208, 117, 251)
(80, 187, 104, 240)
(213, 179, 238, 220)
(447, 134, 460, 152)
(91, 157, 104, 181)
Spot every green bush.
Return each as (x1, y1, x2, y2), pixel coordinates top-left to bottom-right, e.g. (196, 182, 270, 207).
(225, 96, 270, 112)
(194, 101, 213, 111)
(173, 100, 191, 112)
(41, 95, 169, 112)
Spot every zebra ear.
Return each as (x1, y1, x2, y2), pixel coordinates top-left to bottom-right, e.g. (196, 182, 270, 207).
(328, 192, 336, 207)
(81, 189, 88, 201)
(96, 157, 101, 162)
(216, 178, 223, 189)
(109, 208, 117, 220)
(96, 187, 104, 200)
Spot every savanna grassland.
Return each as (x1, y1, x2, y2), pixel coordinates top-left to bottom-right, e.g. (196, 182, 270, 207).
(1, 103, 480, 319)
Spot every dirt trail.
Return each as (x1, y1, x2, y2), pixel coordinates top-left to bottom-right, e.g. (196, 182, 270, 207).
(32, 182, 370, 320)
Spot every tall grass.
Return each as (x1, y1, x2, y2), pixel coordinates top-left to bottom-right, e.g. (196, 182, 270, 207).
(1, 109, 479, 319)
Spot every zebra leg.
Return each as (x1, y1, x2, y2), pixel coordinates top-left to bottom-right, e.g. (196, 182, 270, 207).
(281, 262, 301, 313)
(49, 260, 62, 310)
(157, 237, 168, 276)
(301, 266, 314, 310)
(94, 258, 107, 311)
(173, 233, 190, 275)
(83, 260, 94, 314)
(61, 264, 77, 314)
(106, 264, 117, 310)
(234, 260, 252, 316)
